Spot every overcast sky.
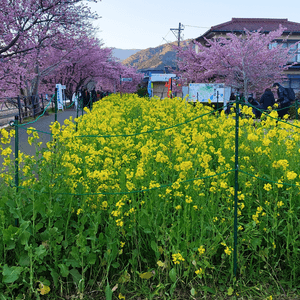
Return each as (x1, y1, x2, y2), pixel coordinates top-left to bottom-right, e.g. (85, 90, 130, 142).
(87, 0, 300, 50)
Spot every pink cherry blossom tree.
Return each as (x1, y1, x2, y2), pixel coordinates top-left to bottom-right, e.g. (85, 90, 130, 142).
(0, 0, 142, 101)
(175, 25, 298, 99)
(43, 39, 142, 97)
(0, 0, 99, 98)
(0, 0, 98, 59)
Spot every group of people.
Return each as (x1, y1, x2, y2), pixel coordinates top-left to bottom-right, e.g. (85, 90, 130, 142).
(248, 83, 292, 119)
(79, 87, 111, 108)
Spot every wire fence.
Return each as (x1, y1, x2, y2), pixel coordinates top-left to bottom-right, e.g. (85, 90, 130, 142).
(3, 94, 300, 280)
(0, 91, 79, 128)
(0, 95, 48, 127)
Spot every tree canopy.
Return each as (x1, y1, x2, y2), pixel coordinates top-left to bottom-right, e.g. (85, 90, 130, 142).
(175, 25, 298, 98)
(0, 0, 142, 98)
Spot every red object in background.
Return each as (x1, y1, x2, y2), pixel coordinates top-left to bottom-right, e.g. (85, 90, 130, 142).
(165, 78, 172, 98)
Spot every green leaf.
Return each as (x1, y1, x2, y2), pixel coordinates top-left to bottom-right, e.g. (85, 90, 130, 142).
(51, 269, 59, 287)
(19, 230, 31, 246)
(2, 225, 18, 244)
(105, 282, 112, 300)
(35, 222, 44, 232)
(170, 282, 176, 295)
(227, 287, 234, 296)
(150, 240, 158, 253)
(35, 245, 47, 258)
(169, 268, 176, 283)
(191, 287, 196, 296)
(112, 262, 120, 269)
(19, 254, 30, 267)
(65, 258, 81, 268)
(2, 265, 23, 283)
(87, 252, 97, 265)
(199, 286, 216, 294)
(62, 239, 68, 248)
(58, 264, 69, 277)
(70, 268, 82, 285)
(70, 246, 80, 261)
(251, 238, 262, 250)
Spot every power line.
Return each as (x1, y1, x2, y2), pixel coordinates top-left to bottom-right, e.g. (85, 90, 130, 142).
(183, 24, 210, 29)
(159, 31, 172, 45)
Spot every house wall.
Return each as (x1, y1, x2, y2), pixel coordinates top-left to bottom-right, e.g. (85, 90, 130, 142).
(153, 82, 169, 98)
(152, 82, 183, 99)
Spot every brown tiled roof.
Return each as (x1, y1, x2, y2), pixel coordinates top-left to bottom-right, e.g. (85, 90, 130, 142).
(210, 18, 300, 33)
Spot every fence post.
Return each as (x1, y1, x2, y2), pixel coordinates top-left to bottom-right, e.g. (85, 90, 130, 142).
(81, 93, 84, 116)
(55, 88, 58, 122)
(14, 115, 19, 227)
(41, 94, 45, 112)
(75, 92, 79, 132)
(31, 95, 36, 118)
(233, 96, 239, 279)
(17, 96, 22, 124)
(216, 91, 219, 117)
(295, 100, 298, 120)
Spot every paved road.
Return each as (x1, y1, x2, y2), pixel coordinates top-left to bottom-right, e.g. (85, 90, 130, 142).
(0, 108, 81, 165)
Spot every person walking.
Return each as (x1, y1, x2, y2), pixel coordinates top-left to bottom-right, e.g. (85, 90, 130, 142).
(273, 83, 290, 118)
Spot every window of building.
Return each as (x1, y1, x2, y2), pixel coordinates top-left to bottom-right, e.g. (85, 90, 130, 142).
(269, 42, 300, 63)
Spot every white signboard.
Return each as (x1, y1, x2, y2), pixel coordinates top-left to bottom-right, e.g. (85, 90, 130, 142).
(182, 86, 189, 99)
(150, 74, 176, 82)
(56, 84, 65, 110)
(188, 83, 231, 104)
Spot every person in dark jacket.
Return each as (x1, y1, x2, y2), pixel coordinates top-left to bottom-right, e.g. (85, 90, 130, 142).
(248, 96, 262, 118)
(273, 83, 290, 118)
(260, 88, 275, 111)
(91, 87, 97, 103)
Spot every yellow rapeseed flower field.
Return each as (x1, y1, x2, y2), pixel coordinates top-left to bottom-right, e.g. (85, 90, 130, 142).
(2, 93, 300, 298)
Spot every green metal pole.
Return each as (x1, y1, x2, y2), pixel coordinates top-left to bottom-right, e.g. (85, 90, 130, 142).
(14, 115, 19, 227)
(55, 88, 58, 122)
(14, 115, 19, 191)
(217, 91, 219, 117)
(296, 100, 298, 120)
(233, 96, 239, 279)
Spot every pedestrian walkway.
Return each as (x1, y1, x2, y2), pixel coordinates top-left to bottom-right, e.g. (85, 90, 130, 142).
(0, 108, 81, 165)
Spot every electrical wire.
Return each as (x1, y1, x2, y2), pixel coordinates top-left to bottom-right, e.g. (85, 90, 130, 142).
(183, 24, 210, 29)
(159, 31, 172, 45)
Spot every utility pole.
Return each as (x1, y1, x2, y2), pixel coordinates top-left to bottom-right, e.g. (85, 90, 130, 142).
(170, 22, 184, 46)
(170, 23, 184, 71)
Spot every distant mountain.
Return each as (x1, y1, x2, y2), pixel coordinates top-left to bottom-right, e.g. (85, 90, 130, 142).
(122, 42, 179, 71)
(112, 49, 142, 61)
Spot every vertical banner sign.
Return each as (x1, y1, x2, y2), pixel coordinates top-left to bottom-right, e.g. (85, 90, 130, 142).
(147, 72, 152, 97)
(55, 84, 64, 110)
(72, 93, 78, 110)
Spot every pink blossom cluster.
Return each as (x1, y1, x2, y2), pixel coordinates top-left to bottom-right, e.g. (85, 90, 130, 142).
(0, 0, 142, 100)
(175, 25, 298, 98)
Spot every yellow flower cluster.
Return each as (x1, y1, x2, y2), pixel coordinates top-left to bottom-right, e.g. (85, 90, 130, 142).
(172, 252, 185, 264)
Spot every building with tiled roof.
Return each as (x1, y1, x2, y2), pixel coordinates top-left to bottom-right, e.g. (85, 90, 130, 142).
(195, 18, 300, 93)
